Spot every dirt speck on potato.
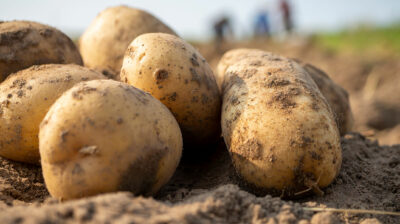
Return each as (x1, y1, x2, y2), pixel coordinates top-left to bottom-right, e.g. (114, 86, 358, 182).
(72, 86, 97, 100)
(309, 151, 322, 160)
(154, 69, 169, 83)
(60, 130, 69, 142)
(78, 146, 99, 156)
(266, 77, 290, 88)
(72, 163, 84, 175)
(38, 28, 53, 38)
(269, 90, 297, 110)
(190, 53, 200, 67)
(201, 94, 209, 104)
(10, 79, 26, 89)
(189, 68, 202, 85)
(121, 85, 150, 105)
(234, 138, 263, 160)
(191, 96, 199, 103)
(16, 90, 24, 98)
(118, 149, 166, 196)
(116, 118, 123, 124)
(167, 92, 177, 101)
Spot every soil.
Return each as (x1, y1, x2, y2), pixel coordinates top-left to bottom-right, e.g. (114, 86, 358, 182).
(0, 156, 48, 208)
(0, 133, 399, 223)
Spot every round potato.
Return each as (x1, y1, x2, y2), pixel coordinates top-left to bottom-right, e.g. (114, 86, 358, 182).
(217, 48, 353, 135)
(0, 21, 83, 83)
(79, 6, 177, 80)
(121, 33, 221, 149)
(39, 80, 182, 200)
(221, 52, 341, 197)
(0, 64, 106, 164)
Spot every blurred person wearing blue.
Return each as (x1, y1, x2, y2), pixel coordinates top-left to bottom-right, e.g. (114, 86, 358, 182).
(254, 10, 270, 37)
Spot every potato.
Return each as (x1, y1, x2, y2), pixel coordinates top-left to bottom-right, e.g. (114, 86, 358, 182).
(296, 61, 353, 135)
(0, 21, 83, 83)
(121, 33, 221, 149)
(217, 48, 353, 135)
(39, 80, 182, 200)
(0, 64, 106, 164)
(79, 6, 177, 80)
(220, 52, 341, 197)
(216, 48, 260, 89)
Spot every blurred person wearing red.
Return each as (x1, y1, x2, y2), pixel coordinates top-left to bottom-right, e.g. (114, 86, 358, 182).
(280, 0, 293, 33)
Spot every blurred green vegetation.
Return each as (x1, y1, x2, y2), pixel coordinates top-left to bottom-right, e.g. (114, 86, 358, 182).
(313, 23, 400, 55)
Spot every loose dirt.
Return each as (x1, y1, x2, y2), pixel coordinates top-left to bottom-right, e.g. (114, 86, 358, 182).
(0, 133, 398, 223)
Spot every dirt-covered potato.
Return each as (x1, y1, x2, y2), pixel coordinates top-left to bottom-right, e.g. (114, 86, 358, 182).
(216, 48, 260, 89)
(220, 52, 342, 197)
(39, 80, 182, 200)
(217, 48, 353, 135)
(79, 6, 177, 80)
(0, 21, 83, 83)
(297, 61, 354, 135)
(121, 33, 221, 149)
(0, 64, 105, 164)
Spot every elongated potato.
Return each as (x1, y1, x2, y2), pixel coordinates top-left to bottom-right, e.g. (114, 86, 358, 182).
(220, 52, 341, 196)
(297, 61, 353, 135)
(121, 33, 221, 149)
(80, 6, 177, 80)
(0, 64, 105, 164)
(217, 48, 353, 135)
(40, 80, 182, 200)
(0, 21, 83, 82)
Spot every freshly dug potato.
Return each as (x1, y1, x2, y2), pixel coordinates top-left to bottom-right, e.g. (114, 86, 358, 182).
(121, 33, 221, 149)
(216, 48, 262, 89)
(297, 61, 353, 135)
(39, 80, 182, 200)
(220, 52, 341, 197)
(0, 64, 105, 164)
(79, 6, 177, 80)
(0, 21, 83, 83)
(217, 48, 353, 135)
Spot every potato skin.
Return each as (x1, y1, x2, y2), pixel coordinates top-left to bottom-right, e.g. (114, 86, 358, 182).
(217, 48, 353, 135)
(0, 21, 83, 83)
(121, 33, 221, 148)
(39, 80, 182, 200)
(220, 52, 341, 196)
(0, 64, 105, 164)
(297, 61, 354, 135)
(216, 48, 257, 89)
(79, 6, 177, 80)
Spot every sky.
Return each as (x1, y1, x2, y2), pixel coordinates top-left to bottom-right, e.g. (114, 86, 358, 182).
(1, 0, 400, 40)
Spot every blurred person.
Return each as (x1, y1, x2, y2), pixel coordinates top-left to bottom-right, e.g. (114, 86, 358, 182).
(213, 15, 233, 52)
(280, 0, 293, 33)
(254, 10, 271, 37)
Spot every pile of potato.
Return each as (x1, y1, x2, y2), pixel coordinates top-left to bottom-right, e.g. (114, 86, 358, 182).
(0, 6, 352, 200)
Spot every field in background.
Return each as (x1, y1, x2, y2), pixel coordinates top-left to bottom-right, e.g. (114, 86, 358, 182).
(313, 24, 400, 56)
